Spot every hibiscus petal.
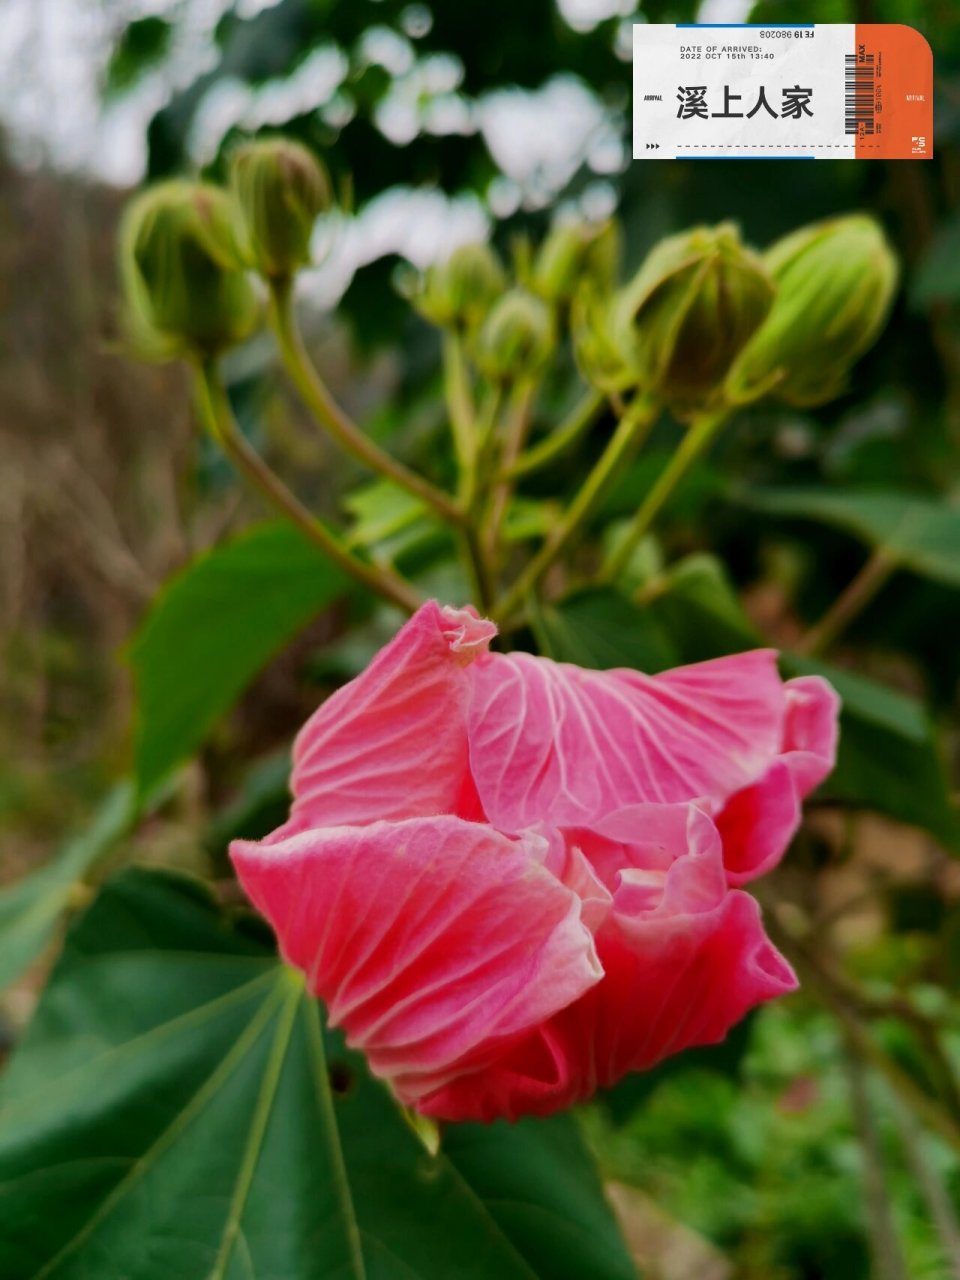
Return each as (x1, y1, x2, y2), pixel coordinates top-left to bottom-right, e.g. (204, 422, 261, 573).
(467, 649, 788, 832)
(416, 806, 795, 1122)
(289, 601, 496, 827)
(230, 815, 603, 1093)
(715, 759, 801, 886)
(782, 675, 841, 797)
(564, 801, 724, 894)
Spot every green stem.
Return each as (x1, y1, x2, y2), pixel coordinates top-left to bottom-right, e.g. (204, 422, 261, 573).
(763, 904, 960, 1155)
(459, 524, 495, 613)
(603, 407, 727, 582)
(887, 1091, 960, 1274)
(459, 386, 505, 611)
(443, 329, 477, 482)
(796, 546, 897, 656)
(844, 1044, 911, 1280)
(493, 397, 657, 625)
(268, 278, 461, 525)
(193, 359, 422, 614)
(483, 378, 537, 564)
(505, 388, 604, 480)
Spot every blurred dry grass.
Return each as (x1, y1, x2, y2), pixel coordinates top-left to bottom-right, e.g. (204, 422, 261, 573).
(0, 148, 237, 879)
(0, 143, 400, 882)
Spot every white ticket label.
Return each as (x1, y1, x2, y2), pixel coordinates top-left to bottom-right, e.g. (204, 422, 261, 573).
(633, 23, 933, 160)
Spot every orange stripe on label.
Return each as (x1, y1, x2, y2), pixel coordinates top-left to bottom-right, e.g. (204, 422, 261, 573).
(854, 23, 933, 159)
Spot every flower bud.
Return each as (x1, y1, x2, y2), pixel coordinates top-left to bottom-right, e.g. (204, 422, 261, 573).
(414, 242, 507, 330)
(474, 288, 555, 381)
(614, 223, 774, 413)
(230, 137, 331, 279)
(725, 215, 899, 407)
(531, 218, 621, 305)
(571, 283, 637, 395)
(120, 181, 259, 358)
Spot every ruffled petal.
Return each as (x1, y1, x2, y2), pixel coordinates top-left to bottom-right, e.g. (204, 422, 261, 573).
(466, 648, 788, 832)
(712, 676, 840, 884)
(230, 815, 603, 1096)
(289, 601, 496, 827)
(417, 805, 795, 1121)
(782, 676, 841, 797)
(715, 760, 801, 886)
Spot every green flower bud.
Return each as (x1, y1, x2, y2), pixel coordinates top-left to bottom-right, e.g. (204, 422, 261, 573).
(531, 218, 621, 305)
(120, 181, 259, 358)
(570, 283, 638, 395)
(414, 242, 507, 330)
(614, 223, 774, 414)
(230, 137, 331, 279)
(474, 288, 555, 381)
(726, 214, 899, 407)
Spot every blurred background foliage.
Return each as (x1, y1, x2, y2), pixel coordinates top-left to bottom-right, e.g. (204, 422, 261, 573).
(3, 0, 960, 1276)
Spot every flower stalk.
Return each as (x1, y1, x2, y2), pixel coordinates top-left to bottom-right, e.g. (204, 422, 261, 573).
(493, 395, 657, 624)
(193, 358, 422, 613)
(603, 407, 727, 582)
(796, 546, 897, 655)
(268, 277, 462, 525)
(442, 330, 478, 481)
(505, 388, 605, 481)
(482, 377, 538, 565)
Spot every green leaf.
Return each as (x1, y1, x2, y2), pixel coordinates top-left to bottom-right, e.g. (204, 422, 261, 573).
(502, 498, 565, 545)
(0, 782, 136, 992)
(343, 478, 432, 550)
(204, 751, 292, 862)
(645, 554, 762, 662)
(539, 560, 960, 851)
(530, 587, 678, 673)
(0, 869, 635, 1280)
(598, 1013, 756, 1126)
(343, 479, 453, 569)
(910, 216, 960, 307)
(740, 488, 960, 589)
(130, 522, 351, 796)
(443, 1119, 637, 1280)
(784, 655, 960, 853)
(597, 448, 723, 528)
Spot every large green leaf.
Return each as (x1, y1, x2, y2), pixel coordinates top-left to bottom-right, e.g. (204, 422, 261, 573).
(129, 522, 351, 795)
(644, 554, 761, 662)
(635, 555, 959, 847)
(529, 588, 677, 673)
(784, 655, 960, 853)
(0, 869, 635, 1280)
(0, 783, 137, 992)
(538, 567, 960, 851)
(740, 488, 960, 588)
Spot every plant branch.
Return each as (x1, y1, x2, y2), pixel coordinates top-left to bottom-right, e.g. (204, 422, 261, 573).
(193, 359, 422, 614)
(796, 546, 897, 655)
(443, 329, 477, 481)
(887, 1091, 960, 1276)
(455, 385, 505, 611)
(492, 397, 657, 625)
(602, 408, 727, 582)
(763, 903, 960, 1155)
(844, 1043, 911, 1280)
(268, 278, 462, 525)
(459, 524, 495, 613)
(483, 378, 538, 566)
(505, 388, 605, 481)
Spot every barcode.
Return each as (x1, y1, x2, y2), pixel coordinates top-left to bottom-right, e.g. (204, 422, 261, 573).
(845, 52, 876, 136)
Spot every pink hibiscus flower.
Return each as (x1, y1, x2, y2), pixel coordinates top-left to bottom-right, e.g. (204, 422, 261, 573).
(231, 601, 838, 1122)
